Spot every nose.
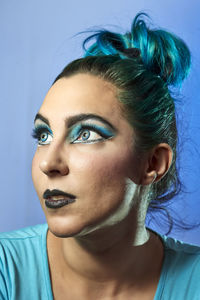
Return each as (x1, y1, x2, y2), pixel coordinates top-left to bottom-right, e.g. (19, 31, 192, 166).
(39, 144, 69, 177)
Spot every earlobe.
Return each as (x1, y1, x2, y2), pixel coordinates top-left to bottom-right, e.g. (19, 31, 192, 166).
(141, 143, 173, 185)
(142, 170, 157, 185)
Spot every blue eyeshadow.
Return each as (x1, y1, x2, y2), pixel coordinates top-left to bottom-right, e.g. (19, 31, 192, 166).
(34, 123, 53, 134)
(69, 123, 115, 142)
(32, 121, 115, 145)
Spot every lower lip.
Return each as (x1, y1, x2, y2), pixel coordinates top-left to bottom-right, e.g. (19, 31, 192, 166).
(45, 198, 76, 209)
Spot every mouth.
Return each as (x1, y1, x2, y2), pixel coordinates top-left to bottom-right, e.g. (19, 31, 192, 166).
(43, 189, 76, 209)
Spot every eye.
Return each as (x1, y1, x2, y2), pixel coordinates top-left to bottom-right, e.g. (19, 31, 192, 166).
(38, 132, 52, 145)
(80, 130, 90, 141)
(70, 124, 115, 144)
(32, 126, 53, 145)
(75, 129, 101, 143)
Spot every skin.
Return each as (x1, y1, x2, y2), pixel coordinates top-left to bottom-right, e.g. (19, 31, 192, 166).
(32, 74, 173, 299)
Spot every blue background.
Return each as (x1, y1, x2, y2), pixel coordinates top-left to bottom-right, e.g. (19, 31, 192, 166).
(0, 0, 200, 244)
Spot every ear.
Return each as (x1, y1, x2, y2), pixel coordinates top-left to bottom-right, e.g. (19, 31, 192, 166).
(141, 143, 173, 185)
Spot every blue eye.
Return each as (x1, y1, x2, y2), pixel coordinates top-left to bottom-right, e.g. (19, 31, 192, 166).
(39, 132, 49, 143)
(69, 124, 115, 144)
(32, 125, 53, 145)
(81, 130, 90, 141)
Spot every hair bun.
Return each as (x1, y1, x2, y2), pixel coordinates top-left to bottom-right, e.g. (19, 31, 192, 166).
(121, 48, 141, 58)
(130, 13, 191, 86)
(82, 13, 191, 86)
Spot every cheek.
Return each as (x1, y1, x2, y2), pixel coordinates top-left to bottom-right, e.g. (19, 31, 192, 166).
(70, 145, 136, 193)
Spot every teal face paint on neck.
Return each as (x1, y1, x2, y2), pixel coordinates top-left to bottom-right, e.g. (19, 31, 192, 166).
(76, 178, 151, 246)
(77, 179, 137, 234)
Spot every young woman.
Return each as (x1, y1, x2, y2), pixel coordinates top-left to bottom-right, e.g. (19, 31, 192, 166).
(0, 13, 199, 300)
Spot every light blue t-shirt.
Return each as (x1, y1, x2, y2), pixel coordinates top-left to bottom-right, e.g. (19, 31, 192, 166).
(0, 224, 200, 299)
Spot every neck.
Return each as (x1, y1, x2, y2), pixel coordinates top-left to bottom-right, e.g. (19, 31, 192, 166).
(47, 209, 162, 285)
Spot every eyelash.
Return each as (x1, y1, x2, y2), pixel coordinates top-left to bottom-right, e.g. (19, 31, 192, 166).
(32, 126, 53, 145)
(32, 123, 114, 145)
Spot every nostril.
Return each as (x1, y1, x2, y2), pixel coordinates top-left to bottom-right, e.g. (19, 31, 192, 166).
(47, 169, 64, 177)
(49, 167, 69, 176)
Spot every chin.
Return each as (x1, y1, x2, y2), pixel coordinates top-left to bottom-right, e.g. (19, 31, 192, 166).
(46, 215, 84, 238)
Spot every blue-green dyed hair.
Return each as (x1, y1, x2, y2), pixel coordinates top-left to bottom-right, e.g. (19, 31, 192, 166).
(54, 13, 191, 232)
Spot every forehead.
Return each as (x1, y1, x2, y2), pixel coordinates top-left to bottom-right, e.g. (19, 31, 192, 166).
(40, 74, 122, 120)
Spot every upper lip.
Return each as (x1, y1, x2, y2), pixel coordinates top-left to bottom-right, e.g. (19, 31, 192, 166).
(43, 189, 76, 200)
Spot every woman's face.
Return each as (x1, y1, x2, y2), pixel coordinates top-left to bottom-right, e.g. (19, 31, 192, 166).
(32, 74, 143, 237)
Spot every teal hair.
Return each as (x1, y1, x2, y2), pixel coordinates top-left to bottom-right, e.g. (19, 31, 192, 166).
(82, 13, 190, 86)
(54, 13, 191, 233)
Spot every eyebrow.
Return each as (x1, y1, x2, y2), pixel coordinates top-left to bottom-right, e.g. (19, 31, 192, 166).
(34, 113, 50, 126)
(34, 113, 117, 131)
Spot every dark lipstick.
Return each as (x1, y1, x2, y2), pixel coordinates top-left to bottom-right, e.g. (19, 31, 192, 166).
(43, 189, 76, 209)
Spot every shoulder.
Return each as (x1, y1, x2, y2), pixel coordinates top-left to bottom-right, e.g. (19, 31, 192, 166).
(0, 224, 50, 299)
(156, 234, 200, 299)
(0, 223, 48, 241)
(162, 234, 200, 255)
(161, 235, 200, 254)
(161, 234, 200, 274)
(0, 223, 48, 265)
(161, 234, 200, 268)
